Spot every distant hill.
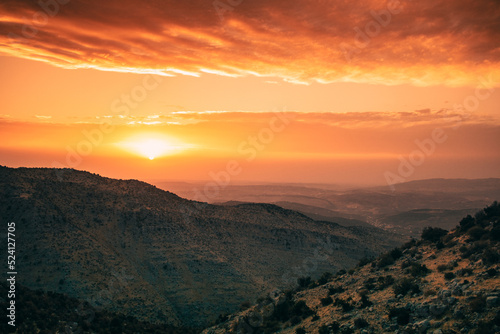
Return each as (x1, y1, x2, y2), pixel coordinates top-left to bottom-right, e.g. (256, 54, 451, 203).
(203, 203, 500, 334)
(154, 178, 500, 237)
(217, 201, 370, 227)
(0, 166, 403, 328)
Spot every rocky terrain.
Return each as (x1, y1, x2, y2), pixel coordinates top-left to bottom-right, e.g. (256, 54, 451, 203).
(0, 166, 403, 328)
(202, 202, 500, 334)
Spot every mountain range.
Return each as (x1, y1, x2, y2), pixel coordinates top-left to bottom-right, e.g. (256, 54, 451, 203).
(0, 166, 404, 328)
(154, 178, 500, 236)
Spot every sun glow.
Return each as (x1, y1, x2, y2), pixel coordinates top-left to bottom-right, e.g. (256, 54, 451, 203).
(117, 135, 192, 160)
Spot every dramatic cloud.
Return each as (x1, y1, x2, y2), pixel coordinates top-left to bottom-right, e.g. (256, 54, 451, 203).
(1, 0, 499, 86)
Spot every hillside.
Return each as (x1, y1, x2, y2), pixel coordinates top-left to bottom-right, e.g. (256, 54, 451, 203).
(0, 166, 404, 328)
(0, 282, 198, 334)
(202, 202, 500, 334)
(154, 179, 500, 237)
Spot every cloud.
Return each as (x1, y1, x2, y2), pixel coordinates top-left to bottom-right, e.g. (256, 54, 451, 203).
(1, 0, 499, 86)
(20, 108, 498, 130)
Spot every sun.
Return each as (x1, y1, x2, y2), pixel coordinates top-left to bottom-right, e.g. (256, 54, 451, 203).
(117, 135, 191, 160)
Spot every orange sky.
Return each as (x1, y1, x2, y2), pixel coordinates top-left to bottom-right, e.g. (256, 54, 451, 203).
(0, 0, 499, 185)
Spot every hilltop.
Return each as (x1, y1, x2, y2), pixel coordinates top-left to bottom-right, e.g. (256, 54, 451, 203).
(203, 202, 500, 334)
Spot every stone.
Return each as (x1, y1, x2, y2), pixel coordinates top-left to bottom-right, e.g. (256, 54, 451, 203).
(445, 297, 457, 305)
(414, 304, 430, 317)
(414, 319, 430, 333)
(486, 296, 499, 307)
(429, 303, 447, 316)
(452, 287, 463, 296)
(439, 289, 451, 299)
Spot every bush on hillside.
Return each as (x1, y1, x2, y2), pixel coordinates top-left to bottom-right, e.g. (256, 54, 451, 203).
(421, 227, 448, 243)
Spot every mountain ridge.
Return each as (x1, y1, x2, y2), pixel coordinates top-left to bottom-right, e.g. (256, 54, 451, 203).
(0, 166, 404, 327)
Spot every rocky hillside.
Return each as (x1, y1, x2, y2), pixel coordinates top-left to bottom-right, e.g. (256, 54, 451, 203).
(202, 202, 500, 334)
(0, 282, 198, 334)
(0, 166, 403, 328)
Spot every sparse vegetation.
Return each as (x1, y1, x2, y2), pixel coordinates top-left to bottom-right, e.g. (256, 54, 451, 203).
(201, 202, 500, 334)
(421, 226, 448, 242)
(393, 277, 420, 296)
(0, 282, 198, 334)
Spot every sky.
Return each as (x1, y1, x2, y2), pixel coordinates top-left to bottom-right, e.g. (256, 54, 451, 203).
(0, 0, 499, 186)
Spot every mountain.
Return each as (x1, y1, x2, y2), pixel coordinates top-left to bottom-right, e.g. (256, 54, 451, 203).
(202, 203, 500, 334)
(0, 166, 404, 328)
(154, 179, 500, 236)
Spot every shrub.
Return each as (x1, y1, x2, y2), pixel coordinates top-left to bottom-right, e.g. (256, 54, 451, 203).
(328, 285, 344, 295)
(296, 328, 306, 334)
(318, 325, 329, 334)
(291, 300, 314, 318)
(377, 252, 395, 268)
(330, 322, 340, 331)
(437, 264, 448, 272)
(401, 238, 416, 250)
(459, 215, 476, 232)
(388, 307, 411, 325)
(354, 317, 369, 328)
(482, 248, 500, 265)
(469, 295, 486, 313)
(334, 298, 354, 312)
(468, 226, 486, 241)
(390, 248, 403, 260)
(318, 272, 333, 285)
(409, 263, 430, 277)
(444, 272, 456, 280)
(290, 315, 302, 326)
(357, 257, 373, 267)
(487, 268, 497, 277)
(421, 227, 448, 242)
(393, 278, 420, 296)
(377, 275, 394, 290)
(494, 310, 500, 326)
(359, 295, 373, 309)
(297, 276, 312, 288)
(491, 224, 500, 241)
(320, 296, 333, 306)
